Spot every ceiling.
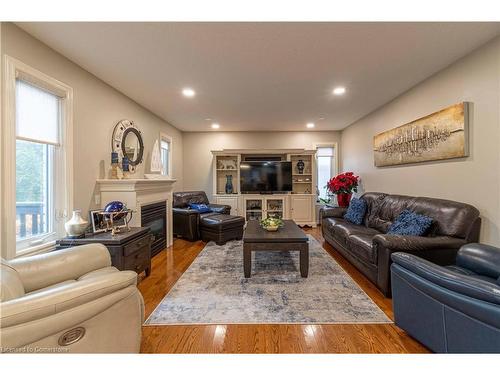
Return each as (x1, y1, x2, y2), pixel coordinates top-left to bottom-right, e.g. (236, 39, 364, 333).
(17, 22, 500, 132)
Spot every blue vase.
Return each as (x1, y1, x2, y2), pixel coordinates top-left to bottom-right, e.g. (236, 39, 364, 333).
(225, 175, 234, 194)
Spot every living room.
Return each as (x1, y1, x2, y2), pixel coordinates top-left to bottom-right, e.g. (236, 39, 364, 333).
(1, 1, 500, 372)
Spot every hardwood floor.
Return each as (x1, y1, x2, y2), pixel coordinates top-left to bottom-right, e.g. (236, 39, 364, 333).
(138, 227, 429, 353)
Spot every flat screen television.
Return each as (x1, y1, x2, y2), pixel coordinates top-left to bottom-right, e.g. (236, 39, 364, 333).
(240, 161, 292, 193)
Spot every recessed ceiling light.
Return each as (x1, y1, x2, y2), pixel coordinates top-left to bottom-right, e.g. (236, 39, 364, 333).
(211, 123, 220, 129)
(332, 86, 346, 96)
(306, 123, 315, 129)
(182, 88, 196, 97)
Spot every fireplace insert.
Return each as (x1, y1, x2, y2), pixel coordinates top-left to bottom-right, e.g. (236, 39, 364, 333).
(141, 201, 167, 257)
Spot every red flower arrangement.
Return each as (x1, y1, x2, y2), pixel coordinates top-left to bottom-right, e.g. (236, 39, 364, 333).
(326, 172, 359, 195)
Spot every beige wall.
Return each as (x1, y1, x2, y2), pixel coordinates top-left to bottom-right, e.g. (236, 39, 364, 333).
(182, 131, 341, 196)
(341, 37, 500, 245)
(1, 23, 183, 215)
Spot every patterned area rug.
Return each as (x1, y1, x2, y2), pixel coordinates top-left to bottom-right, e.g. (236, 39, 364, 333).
(145, 235, 391, 325)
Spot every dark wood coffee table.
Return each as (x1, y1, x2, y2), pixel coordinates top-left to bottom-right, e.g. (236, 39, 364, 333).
(243, 219, 309, 278)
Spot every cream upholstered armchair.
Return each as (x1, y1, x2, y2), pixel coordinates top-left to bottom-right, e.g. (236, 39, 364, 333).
(0, 244, 144, 353)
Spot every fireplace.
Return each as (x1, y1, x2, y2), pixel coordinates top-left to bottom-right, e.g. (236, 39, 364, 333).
(141, 201, 167, 257)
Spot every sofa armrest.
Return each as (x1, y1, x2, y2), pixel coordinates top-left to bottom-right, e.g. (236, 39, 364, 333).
(172, 207, 200, 241)
(319, 206, 347, 220)
(172, 207, 200, 216)
(456, 243, 500, 279)
(373, 234, 466, 252)
(391, 252, 500, 305)
(374, 234, 466, 297)
(9, 244, 111, 293)
(208, 203, 231, 214)
(0, 270, 138, 328)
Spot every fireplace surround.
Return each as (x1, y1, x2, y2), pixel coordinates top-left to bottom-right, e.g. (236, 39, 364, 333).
(96, 178, 176, 250)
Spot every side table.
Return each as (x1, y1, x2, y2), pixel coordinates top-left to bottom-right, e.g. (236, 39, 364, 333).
(56, 227, 152, 277)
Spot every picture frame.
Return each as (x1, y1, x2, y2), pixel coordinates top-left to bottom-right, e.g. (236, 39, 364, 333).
(89, 210, 107, 234)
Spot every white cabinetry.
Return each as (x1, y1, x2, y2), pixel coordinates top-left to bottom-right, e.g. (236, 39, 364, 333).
(242, 195, 288, 222)
(211, 149, 317, 227)
(290, 195, 315, 226)
(215, 195, 240, 215)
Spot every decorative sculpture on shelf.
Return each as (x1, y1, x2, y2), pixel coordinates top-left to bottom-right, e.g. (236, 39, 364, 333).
(296, 159, 305, 174)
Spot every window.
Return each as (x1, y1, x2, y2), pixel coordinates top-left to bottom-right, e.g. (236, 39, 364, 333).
(316, 145, 337, 201)
(3, 56, 73, 258)
(160, 133, 172, 177)
(15, 81, 58, 249)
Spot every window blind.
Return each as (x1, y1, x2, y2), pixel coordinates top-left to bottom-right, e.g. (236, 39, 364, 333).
(15, 79, 60, 146)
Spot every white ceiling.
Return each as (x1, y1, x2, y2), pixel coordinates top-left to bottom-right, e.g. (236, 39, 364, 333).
(17, 22, 500, 132)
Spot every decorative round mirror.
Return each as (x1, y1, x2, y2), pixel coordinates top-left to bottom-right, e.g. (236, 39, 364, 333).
(111, 120, 144, 172)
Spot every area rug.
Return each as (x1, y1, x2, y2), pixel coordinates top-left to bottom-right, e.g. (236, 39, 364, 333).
(145, 235, 391, 325)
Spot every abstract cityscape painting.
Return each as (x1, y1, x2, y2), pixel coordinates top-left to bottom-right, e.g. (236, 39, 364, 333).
(373, 102, 469, 167)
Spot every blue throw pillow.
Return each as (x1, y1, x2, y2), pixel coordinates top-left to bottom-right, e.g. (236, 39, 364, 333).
(343, 198, 367, 225)
(210, 206, 226, 213)
(388, 209, 433, 236)
(188, 203, 212, 213)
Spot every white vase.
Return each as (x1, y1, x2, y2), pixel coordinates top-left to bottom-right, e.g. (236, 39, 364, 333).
(65, 210, 89, 237)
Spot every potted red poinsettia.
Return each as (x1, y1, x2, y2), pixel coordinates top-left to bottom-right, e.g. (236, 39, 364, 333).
(326, 172, 359, 207)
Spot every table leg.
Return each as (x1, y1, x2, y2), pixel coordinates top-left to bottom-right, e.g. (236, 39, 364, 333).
(300, 245, 309, 278)
(243, 245, 252, 278)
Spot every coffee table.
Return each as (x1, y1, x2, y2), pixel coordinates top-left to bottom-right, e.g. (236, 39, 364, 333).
(243, 219, 309, 278)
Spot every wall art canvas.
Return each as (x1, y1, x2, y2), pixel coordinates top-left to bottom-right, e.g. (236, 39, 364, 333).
(373, 102, 469, 167)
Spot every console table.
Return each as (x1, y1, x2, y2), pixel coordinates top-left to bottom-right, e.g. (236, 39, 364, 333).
(56, 227, 152, 277)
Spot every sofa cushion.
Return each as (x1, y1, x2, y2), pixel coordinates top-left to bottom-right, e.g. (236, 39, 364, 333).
(344, 198, 367, 225)
(362, 193, 480, 238)
(361, 192, 387, 228)
(366, 194, 414, 233)
(388, 210, 433, 236)
(456, 243, 500, 280)
(348, 233, 377, 264)
(331, 219, 380, 243)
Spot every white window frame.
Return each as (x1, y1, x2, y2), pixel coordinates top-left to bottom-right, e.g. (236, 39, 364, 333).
(2, 56, 73, 259)
(314, 143, 339, 201)
(159, 132, 173, 178)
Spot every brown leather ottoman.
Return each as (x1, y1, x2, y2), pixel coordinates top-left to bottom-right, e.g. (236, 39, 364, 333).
(199, 214, 245, 245)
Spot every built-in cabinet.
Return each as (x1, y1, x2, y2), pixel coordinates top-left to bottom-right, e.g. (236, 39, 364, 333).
(290, 195, 314, 223)
(242, 195, 287, 222)
(212, 149, 317, 227)
(215, 195, 240, 216)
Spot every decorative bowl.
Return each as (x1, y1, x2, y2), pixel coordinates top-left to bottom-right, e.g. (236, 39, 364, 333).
(263, 225, 279, 232)
(260, 217, 284, 232)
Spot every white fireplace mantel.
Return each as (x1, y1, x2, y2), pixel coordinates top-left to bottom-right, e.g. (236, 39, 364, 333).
(96, 178, 177, 248)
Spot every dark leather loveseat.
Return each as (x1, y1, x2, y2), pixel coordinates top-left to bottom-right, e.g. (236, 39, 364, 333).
(320, 192, 481, 296)
(173, 191, 245, 245)
(391, 244, 500, 353)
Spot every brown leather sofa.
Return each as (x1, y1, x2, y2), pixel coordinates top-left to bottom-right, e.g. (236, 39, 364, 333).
(173, 191, 245, 245)
(320, 192, 481, 297)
